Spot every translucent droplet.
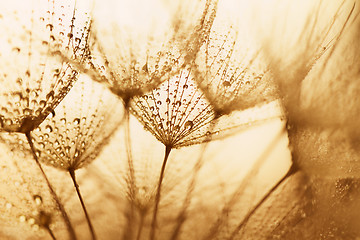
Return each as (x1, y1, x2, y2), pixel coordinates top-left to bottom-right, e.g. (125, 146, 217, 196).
(65, 146, 71, 154)
(39, 100, 46, 108)
(223, 81, 231, 87)
(23, 108, 32, 115)
(45, 125, 53, 133)
(73, 118, 80, 125)
(33, 195, 42, 205)
(19, 215, 26, 222)
(184, 121, 194, 130)
(28, 218, 35, 225)
(46, 24, 53, 31)
(46, 91, 54, 101)
(5, 203, 12, 209)
(5, 119, 12, 126)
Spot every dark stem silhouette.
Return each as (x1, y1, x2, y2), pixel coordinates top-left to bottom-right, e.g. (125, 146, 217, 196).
(149, 145, 172, 240)
(203, 127, 286, 240)
(68, 168, 97, 240)
(170, 121, 216, 240)
(25, 132, 77, 240)
(228, 163, 297, 240)
(46, 226, 57, 240)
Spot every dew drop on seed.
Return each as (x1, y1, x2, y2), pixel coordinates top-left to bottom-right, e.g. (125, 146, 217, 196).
(5, 119, 12, 126)
(45, 125, 52, 133)
(39, 100, 46, 108)
(65, 146, 70, 154)
(46, 91, 54, 101)
(28, 218, 35, 225)
(73, 118, 80, 125)
(33, 195, 42, 205)
(19, 215, 26, 222)
(184, 121, 193, 130)
(223, 81, 231, 87)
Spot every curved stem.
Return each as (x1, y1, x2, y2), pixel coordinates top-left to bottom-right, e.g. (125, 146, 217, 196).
(149, 145, 172, 240)
(46, 226, 57, 240)
(203, 127, 286, 240)
(170, 139, 210, 240)
(228, 164, 297, 240)
(68, 168, 97, 240)
(25, 132, 77, 240)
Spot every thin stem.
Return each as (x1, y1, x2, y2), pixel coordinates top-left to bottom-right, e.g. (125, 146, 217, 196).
(203, 126, 286, 240)
(68, 168, 97, 240)
(46, 226, 57, 240)
(228, 164, 297, 240)
(122, 107, 137, 240)
(170, 134, 212, 240)
(150, 145, 172, 240)
(25, 132, 77, 240)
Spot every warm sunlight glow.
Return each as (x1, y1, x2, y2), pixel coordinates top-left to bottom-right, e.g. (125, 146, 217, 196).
(1, 0, 359, 239)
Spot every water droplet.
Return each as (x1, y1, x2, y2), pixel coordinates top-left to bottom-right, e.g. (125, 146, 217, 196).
(19, 215, 26, 222)
(184, 121, 193, 130)
(28, 218, 35, 225)
(46, 24, 54, 31)
(73, 118, 80, 125)
(32, 224, 39, 231)
(45, 125, 52, 133)
(223, 81, 231, 87)
(65, 146, 70, 154)
(23, 108, 32, 115)
(39, 100, 46, 108)
(5, 203, 12, 209)
(46, 91, 54, 101)
(33, 195, 42, 205)
(5, 119, 12, 126)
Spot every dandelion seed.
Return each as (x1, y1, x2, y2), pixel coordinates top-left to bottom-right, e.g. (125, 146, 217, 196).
(0, 0, 90, 134)
(29, 76, 124, 240)
(84, 0, 217, 103)
(0, 1, 91, 238)
(194, 13, 278, 116)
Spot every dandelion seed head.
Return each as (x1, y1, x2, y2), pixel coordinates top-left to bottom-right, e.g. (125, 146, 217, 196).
(131, 70, 217, 148)
(86, 0, 218, 101)
(30, 76, 124, 171)
(0, 0, 90, 133)
(194, 15, 278, 116)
